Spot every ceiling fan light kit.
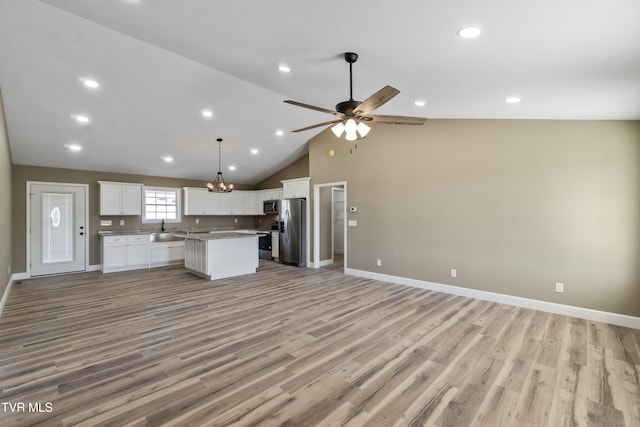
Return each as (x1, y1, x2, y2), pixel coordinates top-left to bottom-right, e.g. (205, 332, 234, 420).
(285, 52, 426, 142)
(206, 138, 234, 192)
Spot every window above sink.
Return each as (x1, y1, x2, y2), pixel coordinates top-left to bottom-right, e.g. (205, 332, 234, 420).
(142, 186, 181, 224)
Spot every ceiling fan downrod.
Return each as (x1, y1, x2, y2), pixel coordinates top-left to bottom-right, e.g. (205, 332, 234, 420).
(336, 52, 360, 115)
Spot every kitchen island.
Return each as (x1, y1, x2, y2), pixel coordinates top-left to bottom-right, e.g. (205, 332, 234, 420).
(181, 232, 259, 280)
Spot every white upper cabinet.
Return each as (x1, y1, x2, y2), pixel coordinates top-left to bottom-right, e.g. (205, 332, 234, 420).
(220, 192, 244, 215)
(183, 187, 208, 215)
(183, 188, 265, 215)
(99, 181, 143, 215)
(282, 177, 310, 199)
(243, 191, 258, 215)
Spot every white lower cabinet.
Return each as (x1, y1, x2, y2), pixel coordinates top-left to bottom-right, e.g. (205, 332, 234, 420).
(150, 241, 185, 267)
(102, 235, 150, 273)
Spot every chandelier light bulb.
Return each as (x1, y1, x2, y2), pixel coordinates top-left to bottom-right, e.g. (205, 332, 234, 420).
(345, 131, 358, 141)
(332, 122, 345, 137)
(356, 122, 370, 138)
(344, 118, 357, 133)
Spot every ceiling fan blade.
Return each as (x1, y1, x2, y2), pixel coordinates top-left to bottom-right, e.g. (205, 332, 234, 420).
(292, 119, 344, 133)
(284, 100, 341, 116)
(368, 114, 427, 125)
(352, 85, 400, 116)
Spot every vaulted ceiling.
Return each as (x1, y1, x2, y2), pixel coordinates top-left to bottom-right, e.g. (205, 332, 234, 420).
(1, 0, 639, 184)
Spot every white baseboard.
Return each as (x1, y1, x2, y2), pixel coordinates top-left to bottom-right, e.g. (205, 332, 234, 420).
(346, 268, 640, 330)
(12, 272, 29, 281)
(87, 264, 102, 272)
(318, 259, 334, 267)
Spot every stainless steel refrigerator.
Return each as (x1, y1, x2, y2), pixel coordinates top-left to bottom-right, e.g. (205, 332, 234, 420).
(279, 198, 306, 267)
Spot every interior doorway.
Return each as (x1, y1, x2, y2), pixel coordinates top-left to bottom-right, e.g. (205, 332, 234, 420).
(313, 182, 347, 272)
(28, 182, 89, 276)
(332, 187, 345, 268)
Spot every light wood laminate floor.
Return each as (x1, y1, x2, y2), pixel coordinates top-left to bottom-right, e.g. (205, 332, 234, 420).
(1, 260, 639, 426)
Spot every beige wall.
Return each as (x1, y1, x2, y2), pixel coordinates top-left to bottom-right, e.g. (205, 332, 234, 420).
(0, 89, 12, 297)
(255, 154, 309, 189)
(309, 119, 640, 317)
(11, 166, 257, 271)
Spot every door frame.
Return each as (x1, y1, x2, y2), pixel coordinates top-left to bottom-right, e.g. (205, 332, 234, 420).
(313, 181, 347, 272)
(331, 187, 345, 259)
(26, 181, 90, 277)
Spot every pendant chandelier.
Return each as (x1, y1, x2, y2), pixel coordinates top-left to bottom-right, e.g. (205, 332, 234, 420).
(206, 138, 233, 193)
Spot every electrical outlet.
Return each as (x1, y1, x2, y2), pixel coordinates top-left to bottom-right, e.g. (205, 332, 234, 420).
(119, 219, 125, 225)
(376, 259, 382, 267)
(195, 218, 199, 224)
(451, 269, 457, 278)
(234, 218, 238, 223)
(555, 282, 564, 293)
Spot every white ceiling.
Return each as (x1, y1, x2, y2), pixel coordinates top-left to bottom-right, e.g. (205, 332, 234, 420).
(1, 0, 639, 184)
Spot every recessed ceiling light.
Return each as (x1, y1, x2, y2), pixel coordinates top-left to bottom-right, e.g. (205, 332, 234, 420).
(414, 100, 426, 107)
(73, 114, 90, 123)
(228, 165, 236, 171)
(275, 130, 284, 136)
(162, 156, 174, 163)
(250, 149, 259, 155)
(278, 65, 291, 73)
(64, 143, 82, 152)
(505, 97, 521, 104)
(201, 109, 213, 118)
(82, 79, 99, 89)
(457, 27, 481, 39)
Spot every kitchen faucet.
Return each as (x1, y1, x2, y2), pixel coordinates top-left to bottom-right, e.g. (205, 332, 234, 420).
(161, 218, 165, 232)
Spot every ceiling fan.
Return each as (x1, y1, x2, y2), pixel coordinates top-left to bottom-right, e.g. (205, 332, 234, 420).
(284, 52, 426, 141)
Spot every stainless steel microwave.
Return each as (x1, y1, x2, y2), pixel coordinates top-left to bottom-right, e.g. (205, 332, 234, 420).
(263, 199, 279, 215)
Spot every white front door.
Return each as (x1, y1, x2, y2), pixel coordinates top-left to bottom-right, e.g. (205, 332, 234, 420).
(29, 183, 87, 276)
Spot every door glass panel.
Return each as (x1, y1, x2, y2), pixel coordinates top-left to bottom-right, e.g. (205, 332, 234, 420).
(41, 192, 74, 263)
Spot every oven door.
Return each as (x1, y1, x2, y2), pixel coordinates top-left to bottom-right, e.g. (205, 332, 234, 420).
(258, 232, 272, 259)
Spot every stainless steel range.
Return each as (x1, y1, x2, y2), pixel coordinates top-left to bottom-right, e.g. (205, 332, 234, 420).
(257, 231, 272, 260)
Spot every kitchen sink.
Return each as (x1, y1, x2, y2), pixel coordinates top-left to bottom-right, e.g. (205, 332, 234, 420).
(149, 232, 185, 242)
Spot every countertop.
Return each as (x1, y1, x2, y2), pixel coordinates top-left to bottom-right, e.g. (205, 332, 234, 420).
(177, 232, 259, 241)
(98, 229, 272, 236)
(98, 230, 156, 236)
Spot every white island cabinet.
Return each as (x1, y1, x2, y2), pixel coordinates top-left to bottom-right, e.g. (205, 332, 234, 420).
(183, 233, 258, 280)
